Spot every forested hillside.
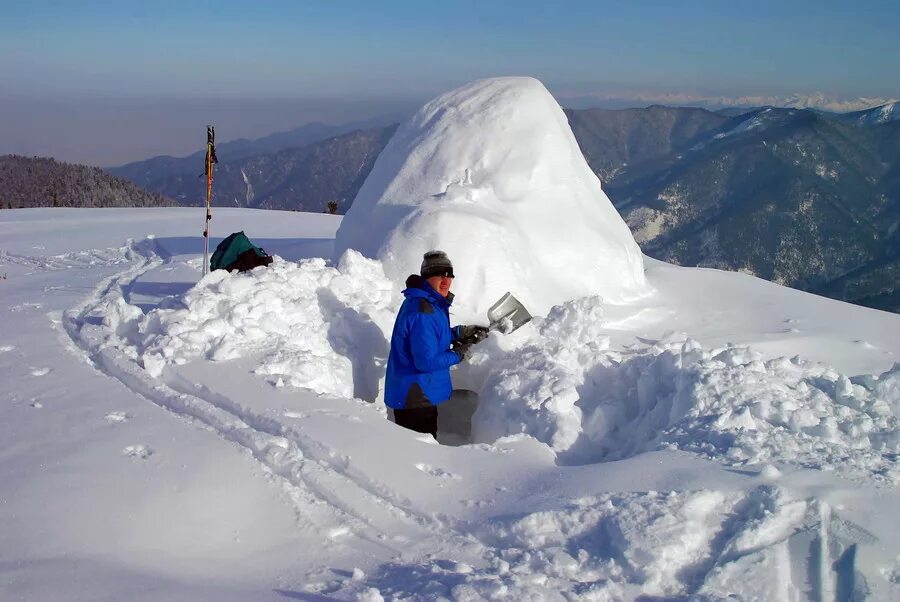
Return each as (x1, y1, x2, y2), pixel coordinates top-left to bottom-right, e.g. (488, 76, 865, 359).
(1, 156, 176, 209)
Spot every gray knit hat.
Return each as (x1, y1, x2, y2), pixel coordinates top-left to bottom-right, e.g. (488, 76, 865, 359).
(420, 250, 454, 279)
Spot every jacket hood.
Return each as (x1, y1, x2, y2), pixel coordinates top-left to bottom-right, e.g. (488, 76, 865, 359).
(403, 274, 454, 306)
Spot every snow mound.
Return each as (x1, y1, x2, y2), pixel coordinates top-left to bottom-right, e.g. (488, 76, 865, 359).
(472, 297, 900, 481)
(102, 253, 396, 400)
(334, 77, 647, 320)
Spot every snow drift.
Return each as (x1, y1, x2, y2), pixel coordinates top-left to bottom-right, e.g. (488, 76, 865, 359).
(101, 252, 397, 401)
(334, 77, 647, 320)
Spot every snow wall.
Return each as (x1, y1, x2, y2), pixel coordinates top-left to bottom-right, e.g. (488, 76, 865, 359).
(334, 77, 647, 320)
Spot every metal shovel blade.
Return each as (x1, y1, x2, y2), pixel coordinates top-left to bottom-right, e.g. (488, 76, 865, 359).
(487, 292, 532, 334)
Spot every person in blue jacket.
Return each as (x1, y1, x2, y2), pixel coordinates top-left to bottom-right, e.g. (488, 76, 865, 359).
(385, 250, 489, 437)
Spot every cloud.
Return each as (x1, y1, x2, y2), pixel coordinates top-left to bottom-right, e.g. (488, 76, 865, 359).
(554, 88, 897, 113)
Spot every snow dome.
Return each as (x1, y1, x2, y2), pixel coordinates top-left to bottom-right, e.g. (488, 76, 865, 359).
(334, 77, 647, 319)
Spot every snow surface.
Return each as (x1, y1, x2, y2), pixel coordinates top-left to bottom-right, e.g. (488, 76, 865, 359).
(3, 207, 900, 601)
(2, 78, 900, 601)
(334, 77, 647, 320)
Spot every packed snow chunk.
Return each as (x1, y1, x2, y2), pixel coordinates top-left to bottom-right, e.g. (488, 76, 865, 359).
(473, 295, 612, 452)
(334, 77, 647, 321)
(132, 252, 396, 399)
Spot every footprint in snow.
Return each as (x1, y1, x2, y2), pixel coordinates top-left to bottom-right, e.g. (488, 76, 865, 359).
(30, 367, 51, 377)
(105, 411, 130, 423)
(415, 463, 461, 480)
(123, 445, 153, 459)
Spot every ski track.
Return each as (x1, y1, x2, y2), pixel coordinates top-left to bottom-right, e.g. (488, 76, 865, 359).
(162, 371, 459, 538)
(0, 246, 137, 272)
(60, 238, 470, 561)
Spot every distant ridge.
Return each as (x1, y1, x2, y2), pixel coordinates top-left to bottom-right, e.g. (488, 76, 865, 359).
(839, 101, 899, 126)
(585, 106, 900, 314)
(107, 113, 405, 188)
(120, 126, 398, 213)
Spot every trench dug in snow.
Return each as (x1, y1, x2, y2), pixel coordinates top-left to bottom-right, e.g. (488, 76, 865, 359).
(433, 389, 480, 445)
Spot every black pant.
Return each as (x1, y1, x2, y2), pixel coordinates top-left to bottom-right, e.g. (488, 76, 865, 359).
(393, 406, 438, 438)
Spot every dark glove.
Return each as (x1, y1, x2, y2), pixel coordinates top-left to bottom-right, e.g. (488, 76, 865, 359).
(456, 325, 490, 345)
(453, 342, 473, 362)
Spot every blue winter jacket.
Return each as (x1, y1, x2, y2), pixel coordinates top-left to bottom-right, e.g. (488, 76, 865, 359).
(384, 275, 461, 409)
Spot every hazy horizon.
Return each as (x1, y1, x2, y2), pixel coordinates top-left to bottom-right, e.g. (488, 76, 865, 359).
(2, 0, 897, 165)
(3, 86, 898, 167)
(0, 96, 422, 167)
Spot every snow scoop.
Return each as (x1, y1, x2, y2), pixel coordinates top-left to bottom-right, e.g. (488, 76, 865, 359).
(487, 292, 532, 334)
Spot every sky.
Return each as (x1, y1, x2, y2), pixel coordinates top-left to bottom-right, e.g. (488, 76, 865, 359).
(2, 0, 898, 165)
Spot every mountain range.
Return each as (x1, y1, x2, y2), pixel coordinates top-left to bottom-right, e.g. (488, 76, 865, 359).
(591, 104, 900, 313)
(108, 115, 403, 193)
(96, 101, 900, 314)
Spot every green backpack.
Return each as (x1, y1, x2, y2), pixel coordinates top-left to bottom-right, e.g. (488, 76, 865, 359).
(209, 231, 274, 273)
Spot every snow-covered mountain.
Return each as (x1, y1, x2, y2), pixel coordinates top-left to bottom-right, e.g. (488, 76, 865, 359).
(838, 101, 899, 126)
(600, 106, 900, 313)
(2, 77, 899, 601)
(559, 90, 898, 113)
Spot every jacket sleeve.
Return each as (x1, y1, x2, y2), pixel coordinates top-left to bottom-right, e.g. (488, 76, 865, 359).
(409, 312, 461, 372)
